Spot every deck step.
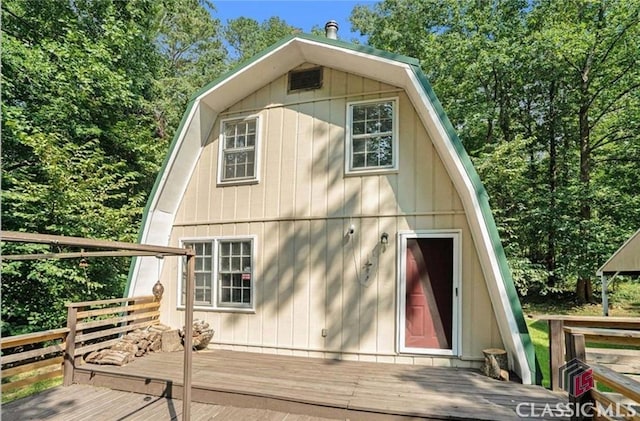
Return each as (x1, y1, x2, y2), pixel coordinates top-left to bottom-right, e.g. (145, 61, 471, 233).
(74, 366, 433, 421)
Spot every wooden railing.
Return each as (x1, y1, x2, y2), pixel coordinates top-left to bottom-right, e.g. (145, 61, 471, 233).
(541, 315, 640, 391)
(1, 328, 69, 393)
(1, 295, 160, 394)
(64, 295, 160, 385)
(564, 326, 640, 420)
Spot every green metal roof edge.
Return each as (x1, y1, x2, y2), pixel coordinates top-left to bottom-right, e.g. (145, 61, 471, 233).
(124, 96, 198, 298)
(410, 64, 540, 384)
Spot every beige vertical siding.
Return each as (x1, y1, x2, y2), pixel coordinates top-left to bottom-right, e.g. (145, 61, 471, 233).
(163, 65, 503, 364)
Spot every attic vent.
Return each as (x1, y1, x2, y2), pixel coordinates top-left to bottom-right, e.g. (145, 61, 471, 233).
(288, 67, 323, 92)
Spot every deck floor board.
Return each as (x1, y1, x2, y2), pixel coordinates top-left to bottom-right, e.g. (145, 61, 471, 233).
(66, 349, 567, 420)
(2, 349, 570, 420)
(2, 384, 339, 421)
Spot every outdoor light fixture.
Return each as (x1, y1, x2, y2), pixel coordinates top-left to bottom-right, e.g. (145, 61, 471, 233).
(153, 255, 165, 301)
(381, 232, 389, 244)
(152, 280, 165, 301)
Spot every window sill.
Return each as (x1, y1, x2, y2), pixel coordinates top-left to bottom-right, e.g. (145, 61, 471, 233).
(344, 168, 399, 177)
(177, 305, 255, 314)
(216, 179, 259, 187)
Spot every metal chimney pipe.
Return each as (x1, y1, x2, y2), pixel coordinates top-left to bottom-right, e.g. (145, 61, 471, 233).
(325, 20, 338, 39)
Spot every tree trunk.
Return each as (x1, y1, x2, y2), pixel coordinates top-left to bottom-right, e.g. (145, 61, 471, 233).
(576, 275, 594, 304)
(576, 75, 593, 303)
(546, 81, 558, 287)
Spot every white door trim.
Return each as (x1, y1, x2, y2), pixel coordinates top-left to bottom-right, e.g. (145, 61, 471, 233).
(397, 230, 462, 356)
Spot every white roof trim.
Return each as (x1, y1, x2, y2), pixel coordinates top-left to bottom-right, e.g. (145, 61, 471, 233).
(403, 69, 531, 385)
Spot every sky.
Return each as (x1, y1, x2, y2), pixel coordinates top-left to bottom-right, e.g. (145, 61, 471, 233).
(212, 1, 377, 41)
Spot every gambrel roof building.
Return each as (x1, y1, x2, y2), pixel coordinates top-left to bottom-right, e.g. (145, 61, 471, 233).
(127, 33, 539, 384)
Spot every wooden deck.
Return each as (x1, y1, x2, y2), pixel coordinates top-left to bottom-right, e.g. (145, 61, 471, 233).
(2, 384, 339, 421)
(68, 350, 567, 420)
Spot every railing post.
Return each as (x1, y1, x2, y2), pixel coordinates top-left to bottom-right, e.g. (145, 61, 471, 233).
(549, 319, 564, 391)
(565, 332, 590, 421)
(63, 305, 77, 386)
(564, 329, 575, 361)
(183, 252, 195, 421)
(573, 334, 586, 362)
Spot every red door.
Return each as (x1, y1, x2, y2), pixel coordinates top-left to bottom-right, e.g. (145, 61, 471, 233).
(405, 238, 453, 350)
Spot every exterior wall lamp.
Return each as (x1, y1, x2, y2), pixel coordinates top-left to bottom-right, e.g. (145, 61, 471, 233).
(152, 255, 165, 301)
(381, 232, 389, 245)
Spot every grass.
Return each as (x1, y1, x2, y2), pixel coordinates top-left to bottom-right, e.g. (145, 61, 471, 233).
(525, 317, 638, 392)
(522, 279, 640, 318)
(524, 279, 639, 390)
(1, 375, 62, 404)
(526, 318, 551, 388)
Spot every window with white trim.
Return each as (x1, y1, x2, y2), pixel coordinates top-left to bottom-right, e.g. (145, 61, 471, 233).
(181, 238, 254, 310)
(218, 240, 252, 306)
(190, 242, 213, 306)
(346, 99, 398, 173)
(219, 117, 258, 183)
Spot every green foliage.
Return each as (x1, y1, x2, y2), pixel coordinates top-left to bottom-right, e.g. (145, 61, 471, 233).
(0, 0, 303, 337)
(352, 0, 640, 302)
(223, 16, 300, 64)
(2, 0, 636, 335)
(1, 0, 162, 335)
(607, 279, 640, 313)
(0, 0, 303, 338)
(154, 0, 226, 140)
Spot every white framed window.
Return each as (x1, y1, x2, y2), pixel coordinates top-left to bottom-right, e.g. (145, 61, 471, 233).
(189, 242, 214, 306)
(218, 240, 253, 307)
(180, 236, 255, 311)
(218, 116, 260, 185)
(346, 98, 398, 174)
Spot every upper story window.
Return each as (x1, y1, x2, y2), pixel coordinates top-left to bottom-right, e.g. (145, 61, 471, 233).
(346, 98, 398, 174)
(218, 116, 260, 184)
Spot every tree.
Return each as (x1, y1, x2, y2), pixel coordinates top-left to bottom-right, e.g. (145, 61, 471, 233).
(154, 0, 226, 141)
(0, 0, 304, 335)
(1, 0, 162, 334)
(223, 16, 300, 64)
(351, 0, 640, 302)
(530, 0, 640, 302)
